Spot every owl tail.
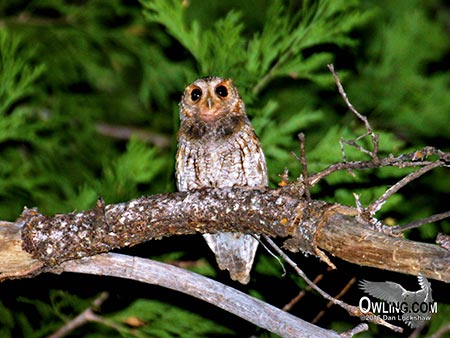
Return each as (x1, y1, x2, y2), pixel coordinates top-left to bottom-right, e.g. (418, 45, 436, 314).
(203, 232, 259, 284)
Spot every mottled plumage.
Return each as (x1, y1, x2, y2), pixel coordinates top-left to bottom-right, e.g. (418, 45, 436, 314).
(176, 76, 268, 284)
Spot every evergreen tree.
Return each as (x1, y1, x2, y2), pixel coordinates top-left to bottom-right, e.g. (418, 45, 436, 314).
(0, 0, 448, 336)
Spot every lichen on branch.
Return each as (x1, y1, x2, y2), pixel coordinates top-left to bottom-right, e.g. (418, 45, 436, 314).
(10, 183, 449, 283)
(20, 186, 322, 265)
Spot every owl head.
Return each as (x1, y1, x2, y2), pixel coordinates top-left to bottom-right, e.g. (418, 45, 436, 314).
(179, 76, 245, 122)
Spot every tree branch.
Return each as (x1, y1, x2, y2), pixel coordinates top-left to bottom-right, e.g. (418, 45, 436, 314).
(328, 64, 380, 162)
(0, 153, 448, 337)
(264, 235, 403, 332)
(393, 211, 450, 234)
(47, 292, 118, 338)
(368, 161, 443, 216)
(58, 253, 341, 338)
(308, 147, 448, 186)
(95, 122, 171, 148)
(1, 183, 449, 283)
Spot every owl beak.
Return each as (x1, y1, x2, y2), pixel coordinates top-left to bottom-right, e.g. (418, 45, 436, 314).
(207, 97, 213, 109)
(198, 95, 219, 121)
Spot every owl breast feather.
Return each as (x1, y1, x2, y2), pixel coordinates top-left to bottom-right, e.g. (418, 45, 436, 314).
(176, 122, 267, 190)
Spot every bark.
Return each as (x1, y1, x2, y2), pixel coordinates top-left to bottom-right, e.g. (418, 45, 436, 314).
(59, 253, 341, 338)
(0, 185, 448, 282)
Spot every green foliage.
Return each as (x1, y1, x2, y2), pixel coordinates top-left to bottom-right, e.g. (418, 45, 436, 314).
(142, 0, 372, 181)
(0, 30, 45, 117)
(1, 291, 93, 337)
(348, 0, 450, 142)
(254, 253, 285, 278)
(0, 301, 14, 337)
(93, 137, 165, 204)
(0, 1, 182, 218)
(109, 298, 233, 337)
(427, 303, 450, 336)
(142, 0, 372, 98)
(0, 0, 448, 337)
(2, 292, 232, 337)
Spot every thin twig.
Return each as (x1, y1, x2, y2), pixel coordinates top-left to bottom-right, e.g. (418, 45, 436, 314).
(262, 235, 403, 333)
(352, 192, 371, 226)
(298, 133, 311, 201)
(1, 12, 69, 26)
(95, 122, 171, 148)
(60, 253, 341, 338)
(308, 145, 447, 186)
(369, 161, 443, 215)
(263, 235, 339, 302)
(340, 323, 369, 338)
(341, 136, 373, 158)
(428, 324, 450, 338)
(392, 210, 450, 234)
(47, 292, 119, 338)
(255, 236, 287, 277)
(328, 64, 379, 161)
(312, 277, 357, 324)
(282, 273, 324, 311)
(408, 322, 427, 338)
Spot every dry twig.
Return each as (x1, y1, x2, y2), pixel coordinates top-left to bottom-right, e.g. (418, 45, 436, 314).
(0, 65, 447, 336)
(369, 161, 443, 216)
(393, 211, 450, 234)
(263, 235, 403, 333)
(340, 323, 369, 338)
(59, 253, 341, 338)
(95, 122, 171, 148)
(312, 277, 357, 324)
(282, 273, 324, 311)
(308, 146, 448, 186)
(328, 64, 379, 162)
(298, 132, 311, 201)
(47, 292, 122, 338)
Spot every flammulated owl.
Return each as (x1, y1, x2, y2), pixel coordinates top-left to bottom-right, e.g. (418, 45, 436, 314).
(176, 76, 268, 284)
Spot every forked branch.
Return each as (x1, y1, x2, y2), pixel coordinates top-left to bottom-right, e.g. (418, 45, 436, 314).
(0, 65, 448, 337)
(0, 183, 449, 283)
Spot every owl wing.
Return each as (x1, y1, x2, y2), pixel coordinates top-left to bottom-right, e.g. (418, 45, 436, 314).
(176, 124, 267, 284)
(203, 131, 267, 284)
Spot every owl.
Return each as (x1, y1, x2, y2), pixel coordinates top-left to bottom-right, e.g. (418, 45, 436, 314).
(176, 76, 268, 284)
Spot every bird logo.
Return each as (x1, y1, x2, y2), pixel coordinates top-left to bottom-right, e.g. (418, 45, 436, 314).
(359, 274, 434, 328)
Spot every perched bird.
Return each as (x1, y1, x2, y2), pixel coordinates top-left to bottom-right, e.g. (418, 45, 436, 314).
(176, 76, 268, 284)
(359, 274, 433, 327)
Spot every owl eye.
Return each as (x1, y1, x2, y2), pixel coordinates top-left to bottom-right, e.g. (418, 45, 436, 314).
(190, 88, 202, 102)
(215, 85, 228, 98)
